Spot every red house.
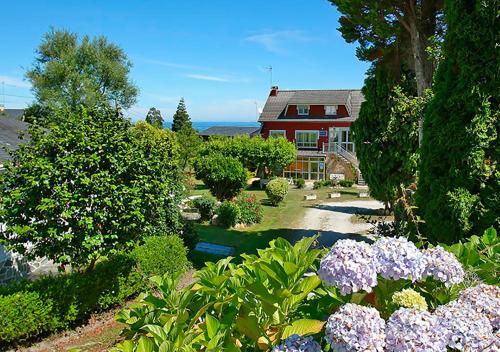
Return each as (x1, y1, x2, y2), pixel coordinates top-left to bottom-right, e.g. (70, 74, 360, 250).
(259, 86, 364, 182)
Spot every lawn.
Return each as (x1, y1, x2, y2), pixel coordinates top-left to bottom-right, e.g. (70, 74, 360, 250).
(189, 181, 367, 266)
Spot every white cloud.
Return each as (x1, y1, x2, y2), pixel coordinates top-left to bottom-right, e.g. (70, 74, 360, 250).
(0, 75, 31, 89)
(186, 74, 230, 82)
(246, 30, 314, 53)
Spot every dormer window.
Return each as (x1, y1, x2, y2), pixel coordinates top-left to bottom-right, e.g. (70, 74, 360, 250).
(297, 105, 309, 115)
(325, 105, 337, 115)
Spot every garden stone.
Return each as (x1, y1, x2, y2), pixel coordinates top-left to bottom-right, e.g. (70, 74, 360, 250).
(329, 192, 341, 198)
(304, 194, 317, 201)
(358, 192, 370, 198)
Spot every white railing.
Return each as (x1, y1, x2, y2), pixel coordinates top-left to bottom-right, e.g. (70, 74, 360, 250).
(323, 142, 359, 167)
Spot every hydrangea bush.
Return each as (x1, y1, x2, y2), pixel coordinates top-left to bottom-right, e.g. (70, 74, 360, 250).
(422, 246, 465, 287)
(272, 334, 322, 352)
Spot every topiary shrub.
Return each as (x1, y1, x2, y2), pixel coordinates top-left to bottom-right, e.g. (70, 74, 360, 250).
(180, 220, 199, 250)
(339, 179, 355, 187)
(132, 235, 189, 279)
(235, 193, 263, 225)
(217, 201, 241, 228)
(0, 291, 56, 343)
(265, 178, 289, 206)
(192, 195, 217, 222)
(295, 178, 306, 189)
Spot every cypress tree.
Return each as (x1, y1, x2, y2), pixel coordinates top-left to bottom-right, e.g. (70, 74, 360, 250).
(171, 98, 192, 132)
(417, 0, 499, 243)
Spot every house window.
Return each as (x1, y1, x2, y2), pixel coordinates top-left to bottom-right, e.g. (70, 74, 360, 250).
(297, 105, 309, 115)
(325, 105, 337, 115)
(296, 131, 319, 148)
(284, 156, 325, 180)
(269, 130, 286, 138)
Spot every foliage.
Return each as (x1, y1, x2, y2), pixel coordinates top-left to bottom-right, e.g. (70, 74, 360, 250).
(265, 177, 289, 205)
(194, 154, 247, 201)
(22, 103, 50, 124)
(338, 179, 355, 188)
(217, 201, 241, 228)
(234, 193, 263, 225)
(313, 179, 337, 189)
(131, 235, 189, 280)
(417, 0, 499, 244)
(191, 195, 217, 222)
(176, 124, 203, 169)
(171, 98, 192, 132)
(179, 220, 199, 250)
(0, 291, 56, 343)
(26, 29, 138, 113)
(145, 107, 164, 128)
(294, 178, 305, 189)
(0, 109, 182, 268)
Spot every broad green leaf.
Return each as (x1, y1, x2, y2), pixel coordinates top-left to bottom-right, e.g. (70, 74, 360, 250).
(282, 319, 326, 339)
(137, 336, 155, 352)
(482, 227, 497, 245)
(236, 315, 261, 341)
(205, 314, 220, 339)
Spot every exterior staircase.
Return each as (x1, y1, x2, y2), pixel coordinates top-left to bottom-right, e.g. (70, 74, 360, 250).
(323, 142, 365, 185)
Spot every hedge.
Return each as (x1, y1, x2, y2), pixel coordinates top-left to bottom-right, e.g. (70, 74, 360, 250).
(265, 178, 289, 205)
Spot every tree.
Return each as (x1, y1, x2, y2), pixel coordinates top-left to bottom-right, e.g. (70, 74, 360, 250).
(0, 108, 182, 269)
(194, 154, 248, 201)
(416, 0, 499, 244)
(145, 107, 164, 128)
(171, 98, 192, 132)
(26, 29, 138, 113)
(177, 124, 203, 169)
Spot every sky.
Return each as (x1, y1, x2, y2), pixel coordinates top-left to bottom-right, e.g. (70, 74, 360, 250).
(0, 0, 369, 122)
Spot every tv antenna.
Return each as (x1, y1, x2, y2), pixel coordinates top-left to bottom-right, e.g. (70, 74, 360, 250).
(265, 65, 273, 88)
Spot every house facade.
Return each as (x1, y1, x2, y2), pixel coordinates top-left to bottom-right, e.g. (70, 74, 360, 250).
(259, 87, 364, 182)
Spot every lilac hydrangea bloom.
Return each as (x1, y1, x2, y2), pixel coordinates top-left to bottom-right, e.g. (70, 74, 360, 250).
(272, 334, 322, 352)
(435, 300, 495, 351)
(318, 239, 377, 295)
(385, 308, 448, 352)
(372, 237, 427, 281)
(422, 246, 465, 287)
(457, 284, 500, 330)
(325, 303, 385, 351)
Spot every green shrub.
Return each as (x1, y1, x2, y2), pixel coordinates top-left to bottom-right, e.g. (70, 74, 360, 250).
(192, 195, 217, 222)
(265, 178, 289, 206)
(338, 179, 355, 187)
(132, 235, 189, 278)
(295, 178, 305, 189)
(313, 181, 323, 190)
(235, 193, 263, 225)
(180, 220, 199, 250)
(0, 291, 56, 343)
(217, 201, 241, 228)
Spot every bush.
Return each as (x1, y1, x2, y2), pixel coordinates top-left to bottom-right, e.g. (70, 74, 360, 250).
(192, 195, 217, 222)
(295, 178, 305, 189)
(217, 201, 241, 228)
(235, 193, 263, 225)
(0, 292, 56, 343)
(132, 235, 190, 279)
(265, 178, 289, 206)
(194, 154, 248, 201)
(180, 220, 199, 250)
(338, 179, 355, 187)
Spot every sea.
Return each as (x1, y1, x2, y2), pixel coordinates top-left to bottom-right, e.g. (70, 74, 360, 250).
(163, 120, 260, 131)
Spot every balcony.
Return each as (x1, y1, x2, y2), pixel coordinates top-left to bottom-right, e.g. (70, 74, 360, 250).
(322, 142, 359, 167)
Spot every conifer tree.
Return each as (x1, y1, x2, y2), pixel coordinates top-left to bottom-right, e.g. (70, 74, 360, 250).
(145, 107, 164, 128)
(171, 98, 192, 132)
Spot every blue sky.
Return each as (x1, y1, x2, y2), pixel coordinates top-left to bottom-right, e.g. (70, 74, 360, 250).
(0, 0, 368, 122)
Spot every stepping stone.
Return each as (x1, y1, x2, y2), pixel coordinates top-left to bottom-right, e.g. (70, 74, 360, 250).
(358, 192, 370, 198)
(329, 192, 341, 198)
(304, 194, 317, 201)
(194, 242, 235, 256)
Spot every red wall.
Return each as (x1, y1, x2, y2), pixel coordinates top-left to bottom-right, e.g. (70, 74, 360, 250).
(286, 105, 298, 116)
(309, 105, 325, 116)
(262, 121, 351, 150)
(336, 105, 349, 117)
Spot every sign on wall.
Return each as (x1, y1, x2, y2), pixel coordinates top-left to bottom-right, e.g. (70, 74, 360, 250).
(319, 130, 328, 137)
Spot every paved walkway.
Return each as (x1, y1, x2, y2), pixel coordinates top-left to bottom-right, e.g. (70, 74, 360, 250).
(289, 199, 384, 248)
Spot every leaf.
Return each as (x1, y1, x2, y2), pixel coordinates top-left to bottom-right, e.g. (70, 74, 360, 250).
(236, 315, 261, 341)
(142, 324, 168, 342)
(205, 314, 220, 339)
(482, 227, 497, 245)
(282, 319, 326, 339)
(137, 336, 155, 352)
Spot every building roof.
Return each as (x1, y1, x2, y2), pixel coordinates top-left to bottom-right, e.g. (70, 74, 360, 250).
(199, 126, 261, 137)
(259, 89, 364, 122)
(0, 109, 28, 165)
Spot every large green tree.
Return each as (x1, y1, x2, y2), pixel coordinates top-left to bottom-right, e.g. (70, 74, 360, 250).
(177, 124, 203, 169)
(145, 107, 164, 128)
(26, 29, 138, 113)
(0, 108, 182, 268)
(171, 98, 192, 132)
(416, 0, 499, 244)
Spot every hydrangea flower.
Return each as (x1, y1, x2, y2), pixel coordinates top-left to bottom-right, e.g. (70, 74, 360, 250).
(272, 334, 322, 352)
(422, 246, 465, 287)
(435, 300, 495, 351)
(457, 284, 500, 330)
(325, 303, 385, 351)
(392, 288, 428, 311)
(385, 308, 447, 352)
(372, 237, 427, 281)
(318, 239, 377, 295)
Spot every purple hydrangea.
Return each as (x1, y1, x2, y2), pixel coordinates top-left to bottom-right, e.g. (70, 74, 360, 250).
(457, 284, 500, 330)
(385, 308, 447, 352)
(318, 239, 377, 295)
(422, 246, 465, 287)
(272, 334, 322, 352)
(325, 303, 385, 351)
(435, 300, 495, 351)
(372, 237, 427, 281)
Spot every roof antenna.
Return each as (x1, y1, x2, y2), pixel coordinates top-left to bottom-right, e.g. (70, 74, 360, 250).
(265, 65, 272, 88)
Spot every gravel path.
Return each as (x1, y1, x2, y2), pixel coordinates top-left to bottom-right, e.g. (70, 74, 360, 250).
(289, 199, 384, 248)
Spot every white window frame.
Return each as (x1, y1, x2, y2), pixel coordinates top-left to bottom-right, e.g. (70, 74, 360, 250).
(295, 130, 319, 148)
(325, 105, 337, 115)
(297, 105, 310, 115)
(269, 130, 286, 138)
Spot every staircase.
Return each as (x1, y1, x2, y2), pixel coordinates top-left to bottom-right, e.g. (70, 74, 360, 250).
(323, 142, 365, 185)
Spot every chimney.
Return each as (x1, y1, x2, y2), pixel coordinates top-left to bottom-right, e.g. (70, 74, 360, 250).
(270, 86, 279, 97)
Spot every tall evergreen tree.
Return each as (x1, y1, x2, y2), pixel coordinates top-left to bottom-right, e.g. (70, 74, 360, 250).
(145, 107, 164, 128)
(417, 0, 499, 243)
(171, 98, 192, 132)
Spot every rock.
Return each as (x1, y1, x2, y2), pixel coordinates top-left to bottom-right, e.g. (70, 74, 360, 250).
(329, 192, 341, 198)
(358, 192, 370, 198)
(304, 194, 317, 201)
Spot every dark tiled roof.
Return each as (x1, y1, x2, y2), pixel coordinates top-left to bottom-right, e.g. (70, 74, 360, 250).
(259, 89, 364, 122)
(0, 110, 28, 165)
(199, 126, 261, 137)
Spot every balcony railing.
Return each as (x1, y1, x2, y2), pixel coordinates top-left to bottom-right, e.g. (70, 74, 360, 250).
(323, 142, 359, 167)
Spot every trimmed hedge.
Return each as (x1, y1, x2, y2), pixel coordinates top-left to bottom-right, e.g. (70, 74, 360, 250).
(217, 201, 241, 228)
(192, 195, 216, 222)
(338, 179, 355, 187)
(265, 178, 289, 205)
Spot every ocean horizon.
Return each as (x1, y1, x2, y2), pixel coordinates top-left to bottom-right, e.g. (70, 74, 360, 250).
(163, 120, 260, 131)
